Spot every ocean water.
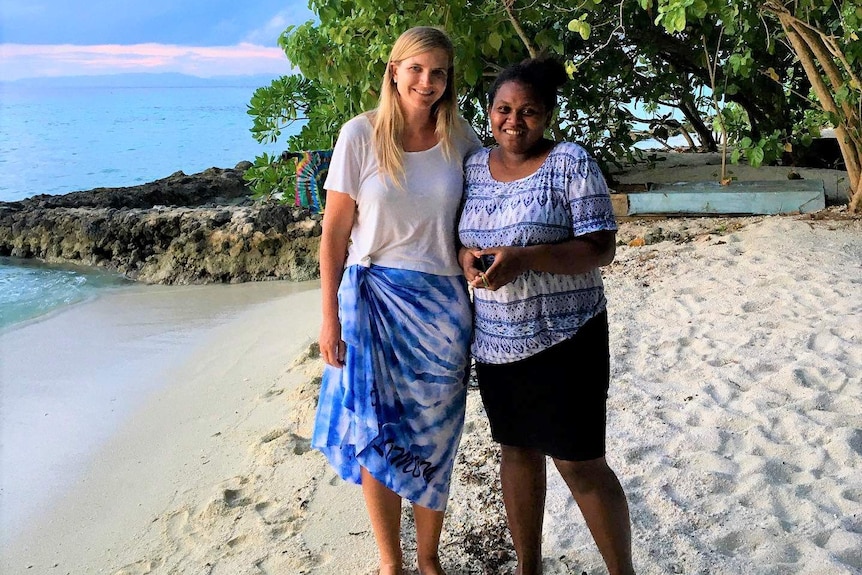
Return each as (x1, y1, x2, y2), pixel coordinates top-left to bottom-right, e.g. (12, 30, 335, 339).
(0, 79, 297, 330)
(0, 81, 291, 202)
(0, 257, 134, 330)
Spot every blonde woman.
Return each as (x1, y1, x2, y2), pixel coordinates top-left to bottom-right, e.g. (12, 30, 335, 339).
(312, 26, 481, 575)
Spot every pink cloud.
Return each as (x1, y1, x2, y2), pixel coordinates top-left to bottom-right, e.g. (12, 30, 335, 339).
(0, 43, 294, 80)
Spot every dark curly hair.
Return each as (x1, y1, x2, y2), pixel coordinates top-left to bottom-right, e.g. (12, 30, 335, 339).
(488, 57, 568, 112)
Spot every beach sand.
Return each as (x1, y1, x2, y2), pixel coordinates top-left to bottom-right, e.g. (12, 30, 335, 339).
(2, 209, 861, 572)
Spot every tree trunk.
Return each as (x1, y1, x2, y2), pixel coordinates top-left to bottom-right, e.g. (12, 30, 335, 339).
(851, 178, 862, 213)
(678, 91, 717, 151)
(790, 20, 858, 124)
(777, 12, 862, 212)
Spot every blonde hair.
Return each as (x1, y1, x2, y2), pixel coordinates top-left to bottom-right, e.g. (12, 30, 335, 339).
(370, 26, 463, 184)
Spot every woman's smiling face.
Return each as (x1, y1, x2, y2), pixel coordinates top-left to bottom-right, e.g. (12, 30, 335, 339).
(391, 48, 450, 116)
(489, 80, 550, 155)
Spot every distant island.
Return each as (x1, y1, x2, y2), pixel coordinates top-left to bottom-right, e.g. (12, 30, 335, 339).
(0, 72, 285, 89)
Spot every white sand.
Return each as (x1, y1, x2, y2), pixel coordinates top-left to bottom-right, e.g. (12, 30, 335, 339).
(2, 212, 860, 575)
(0, 280, 318, 536)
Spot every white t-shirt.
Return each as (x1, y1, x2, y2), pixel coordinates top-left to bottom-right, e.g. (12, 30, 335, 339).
(324, 114, 481, 276)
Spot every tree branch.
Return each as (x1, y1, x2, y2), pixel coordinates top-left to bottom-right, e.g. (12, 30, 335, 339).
(502, 0, 538, 58)
(572, 0, 626, 68)
(777, 12, 860, 205)
(703, 32, 729, 182)
(788, 19, 857, 125)
(774, 5, 862, 95)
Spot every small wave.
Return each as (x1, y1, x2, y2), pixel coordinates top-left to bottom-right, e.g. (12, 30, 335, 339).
(0, 260, 131, 330)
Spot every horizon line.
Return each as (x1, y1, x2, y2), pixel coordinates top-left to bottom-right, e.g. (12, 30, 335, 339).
(0, 42, 295, 81)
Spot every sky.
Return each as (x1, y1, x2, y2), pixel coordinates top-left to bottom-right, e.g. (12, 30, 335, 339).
(0, 0, 316, 81)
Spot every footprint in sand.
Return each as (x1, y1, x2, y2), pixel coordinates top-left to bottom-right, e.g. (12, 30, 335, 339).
(262, 387, 285, 399)
(845, 429, 862, 457)
(255, 479, 317, 527)
(206, 476, 253, 512)
(841, 487, 862, 503)
(824, 531, 862, 566)
(791, 366, 823, 388)
(223, 487, 253, 508)
(260, 427, 288, 444)
(113, 558, 163, 575)
(255, 499, 304, 527)
(291, 342, 322, 368)
(261, 431, 311, 455)
(252, 545, 325, 575)
(165, 507, 195, 545)
(622, 443, 659, 464)
(288, 433, 312, 455)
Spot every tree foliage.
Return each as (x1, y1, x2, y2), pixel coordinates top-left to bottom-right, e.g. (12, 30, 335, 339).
(640, 0, 861, 208)
(760, 0, 862, 211)
(246, 0, 862, 211)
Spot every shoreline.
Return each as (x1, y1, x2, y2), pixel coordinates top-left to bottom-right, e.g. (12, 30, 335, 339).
(0, 279, 320, 550)
(0, 256, 136, 333)
(1, 151, 852, 290)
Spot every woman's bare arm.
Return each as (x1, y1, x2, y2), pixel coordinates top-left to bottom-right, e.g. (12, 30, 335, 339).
(318, 190, 356, 366)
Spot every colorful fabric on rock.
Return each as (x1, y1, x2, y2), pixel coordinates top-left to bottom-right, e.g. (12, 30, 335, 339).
(311, 264, 471, 511)
(282, 150, 333, 213)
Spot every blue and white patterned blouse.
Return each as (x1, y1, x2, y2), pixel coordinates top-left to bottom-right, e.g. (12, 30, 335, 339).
(458, 142, 618, 364)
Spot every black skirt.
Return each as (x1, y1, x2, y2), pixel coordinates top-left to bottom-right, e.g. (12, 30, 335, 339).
(475, 311, 610, 461)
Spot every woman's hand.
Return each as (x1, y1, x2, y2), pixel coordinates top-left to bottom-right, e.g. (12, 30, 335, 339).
(467, 246, 526, 291)
(319, 316, 346, 367)
(459, 246, 483, 284)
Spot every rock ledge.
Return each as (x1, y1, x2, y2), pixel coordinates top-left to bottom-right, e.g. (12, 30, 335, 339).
(0, 166, 322, 284)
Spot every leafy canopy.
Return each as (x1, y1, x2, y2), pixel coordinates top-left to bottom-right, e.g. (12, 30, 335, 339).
(245, 0, 862, 210)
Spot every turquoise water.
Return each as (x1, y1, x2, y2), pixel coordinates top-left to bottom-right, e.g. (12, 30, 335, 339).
(0, 258, 133, 330)
(0, 79, 298, 329)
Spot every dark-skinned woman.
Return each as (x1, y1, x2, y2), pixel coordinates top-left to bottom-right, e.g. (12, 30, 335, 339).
(458, 57, 635, 575)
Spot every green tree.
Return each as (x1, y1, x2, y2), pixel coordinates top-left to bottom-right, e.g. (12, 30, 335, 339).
(761, 0, 862, 211)
(644, 0, 861, 210)
(244, 0, 523, 198)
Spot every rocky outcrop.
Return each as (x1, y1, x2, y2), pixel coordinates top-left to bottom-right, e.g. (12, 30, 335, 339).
(11, 166, 253, 210)
(0, 164, 323, 284)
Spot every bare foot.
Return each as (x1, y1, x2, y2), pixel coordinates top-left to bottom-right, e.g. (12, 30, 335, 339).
(378, 564, 404, 575)
(417, 555, 446, 575)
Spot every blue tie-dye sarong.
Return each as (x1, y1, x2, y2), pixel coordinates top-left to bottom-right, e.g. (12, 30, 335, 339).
(312, 264, 472, 511)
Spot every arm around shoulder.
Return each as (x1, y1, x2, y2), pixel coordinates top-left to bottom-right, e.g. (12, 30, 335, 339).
(457, 117, 484, 157)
